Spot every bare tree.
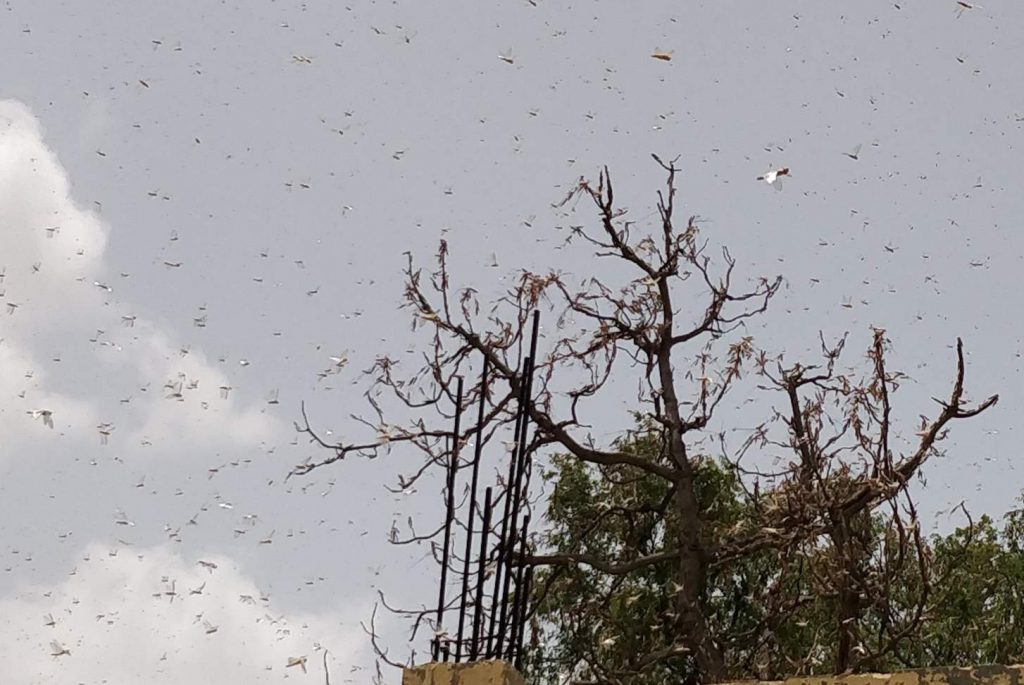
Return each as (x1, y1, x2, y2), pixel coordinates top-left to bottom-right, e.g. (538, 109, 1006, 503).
(294, 157, 997, 683)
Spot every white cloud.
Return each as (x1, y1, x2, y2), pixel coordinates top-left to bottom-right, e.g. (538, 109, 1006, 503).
(0, 542, 369, 684)
(0, 100, 107, 310)
(0, 98, 339, 680)
(0, 99, 282, 454)
(119, 326, 279, 448)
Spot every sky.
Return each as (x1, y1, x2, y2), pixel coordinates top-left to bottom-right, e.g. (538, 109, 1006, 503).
(0, 1, 1022, 682)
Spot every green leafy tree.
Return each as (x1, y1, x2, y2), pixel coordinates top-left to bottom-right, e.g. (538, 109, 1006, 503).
(528, 419, 941, 683)
(531, 431, 1024, 683)
(913, 506, 1024, 665)
(298, 159, 997, 683)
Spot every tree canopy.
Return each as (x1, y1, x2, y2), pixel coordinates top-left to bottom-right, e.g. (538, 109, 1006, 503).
(298, 159, 1001, 684)
(529, 421, 1024, 684)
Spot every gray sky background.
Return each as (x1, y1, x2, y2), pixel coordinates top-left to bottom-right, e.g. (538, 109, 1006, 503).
(1, 1, 1022, 682)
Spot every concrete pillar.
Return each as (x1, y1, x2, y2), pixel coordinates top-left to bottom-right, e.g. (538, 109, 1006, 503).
(402, 660, 527, 685)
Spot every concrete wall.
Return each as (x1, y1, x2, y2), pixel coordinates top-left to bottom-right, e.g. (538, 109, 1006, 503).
(403, 660, 526, 685)
(776, 666, 1024, 685)
(404, 662, 1024, 685)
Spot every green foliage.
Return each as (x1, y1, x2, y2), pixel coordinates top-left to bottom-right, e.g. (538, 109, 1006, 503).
(911, 507, 1024, 666)
(528, 421, 769, 684)
(526, 423, 1024, 684)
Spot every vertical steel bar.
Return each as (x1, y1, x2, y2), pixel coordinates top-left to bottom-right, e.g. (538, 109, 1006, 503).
(470, 487, 494, 661)
(456, 360, 489, 661)
(512, 433, 537, 666)
(486, 356, 530, 657)
(497, 311, 540, 654)
(513, 565, 534, 671)
(434, 377, 465, 661)
(493, 356, 532, 655)
(506, 514, 531, 662)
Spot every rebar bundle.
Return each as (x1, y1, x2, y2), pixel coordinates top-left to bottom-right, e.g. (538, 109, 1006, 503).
(432, 311, 540, 666)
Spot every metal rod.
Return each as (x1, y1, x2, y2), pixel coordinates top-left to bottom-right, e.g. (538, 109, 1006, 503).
(484, 518, 501, 658)
(512, 433, 538, 665)
(506, 514, 531, 662)
(485, 520, 502, 658)
(456, 360, 489, 661)
(514, 564, 534, 671)
(493, 355, 532, 656)
(505, 511, 532, 663)
(481, 356, 524, 655)
(470, 487, 494, 661)
(497, 312, 540, 653)
(434, 377, 465, 661)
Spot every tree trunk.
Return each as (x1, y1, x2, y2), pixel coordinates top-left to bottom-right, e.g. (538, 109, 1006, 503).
(658, 290, 724, 681)
(835, 581, 858, 673)
(675, 475, 724, 679)
(831, 512, 863, 674)
(671, 441, 725, 681)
